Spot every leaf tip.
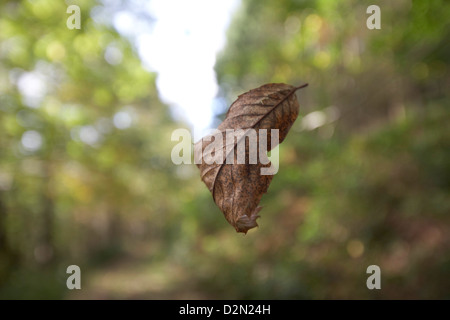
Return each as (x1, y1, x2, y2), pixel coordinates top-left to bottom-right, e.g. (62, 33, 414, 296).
(234, 207, 263, 234)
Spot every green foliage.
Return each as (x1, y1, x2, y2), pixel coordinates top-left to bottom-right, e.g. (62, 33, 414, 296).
(0, 0, 179, 296)
(211, 0, 450, 298)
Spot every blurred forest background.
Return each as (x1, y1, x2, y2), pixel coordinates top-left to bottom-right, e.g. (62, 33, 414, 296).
(0, 0, 449, 299)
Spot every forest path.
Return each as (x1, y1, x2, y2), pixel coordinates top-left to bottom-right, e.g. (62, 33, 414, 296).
(67, 242, 208, 299)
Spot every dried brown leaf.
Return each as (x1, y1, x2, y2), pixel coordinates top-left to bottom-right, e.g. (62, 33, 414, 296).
(195, 83, 308, 233)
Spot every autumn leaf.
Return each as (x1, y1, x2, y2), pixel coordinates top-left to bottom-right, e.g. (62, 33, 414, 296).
(195, 83, 308, 233)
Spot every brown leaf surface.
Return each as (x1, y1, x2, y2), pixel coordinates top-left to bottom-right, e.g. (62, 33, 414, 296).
(195, 83, 308, 233)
